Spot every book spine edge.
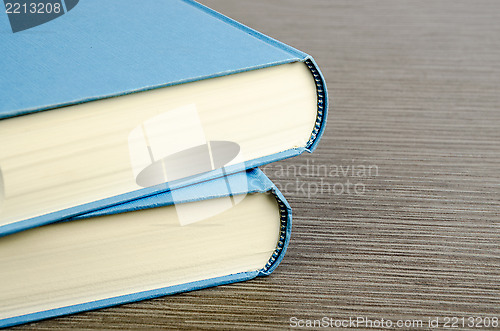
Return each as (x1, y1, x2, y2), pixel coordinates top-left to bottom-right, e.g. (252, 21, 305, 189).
(258, 187, 292, 277)
(304, 57, 329, 152)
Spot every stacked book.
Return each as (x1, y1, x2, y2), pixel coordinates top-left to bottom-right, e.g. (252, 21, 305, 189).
(0, 0, 328, 327)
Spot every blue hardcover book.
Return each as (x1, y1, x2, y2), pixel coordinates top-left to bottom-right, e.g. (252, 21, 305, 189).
(0, 168, 292, 328)
(0, 0, 327, 234)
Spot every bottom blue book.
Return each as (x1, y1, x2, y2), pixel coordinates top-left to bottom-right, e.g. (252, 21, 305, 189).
(0, 168, 291, 328)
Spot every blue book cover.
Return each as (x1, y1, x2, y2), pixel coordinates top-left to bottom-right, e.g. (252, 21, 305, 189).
(0, 0, 327, 234)
(0, 168, 292, 328)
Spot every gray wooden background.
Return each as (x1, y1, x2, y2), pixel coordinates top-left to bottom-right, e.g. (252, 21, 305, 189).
(14, 1, 499, 330)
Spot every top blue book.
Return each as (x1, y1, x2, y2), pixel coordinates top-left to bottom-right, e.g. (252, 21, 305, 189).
(0, 0, 328, 234)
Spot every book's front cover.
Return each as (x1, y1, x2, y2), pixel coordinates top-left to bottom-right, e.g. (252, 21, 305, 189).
(0, 0, 305, 119)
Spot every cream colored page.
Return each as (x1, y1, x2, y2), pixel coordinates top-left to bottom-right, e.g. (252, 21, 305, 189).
(0, 193, 281, 320)
(0, 61, 317, 225)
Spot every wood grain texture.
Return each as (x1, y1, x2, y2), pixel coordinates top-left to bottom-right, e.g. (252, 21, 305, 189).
(12, 1, 500, 330)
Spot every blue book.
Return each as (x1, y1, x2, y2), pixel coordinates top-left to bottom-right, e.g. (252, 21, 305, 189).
(0, 168, 292, 328)
(0, 0, 328, 234)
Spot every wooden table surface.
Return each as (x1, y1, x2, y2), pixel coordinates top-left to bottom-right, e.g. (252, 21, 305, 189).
(14, 1, 500, 330)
